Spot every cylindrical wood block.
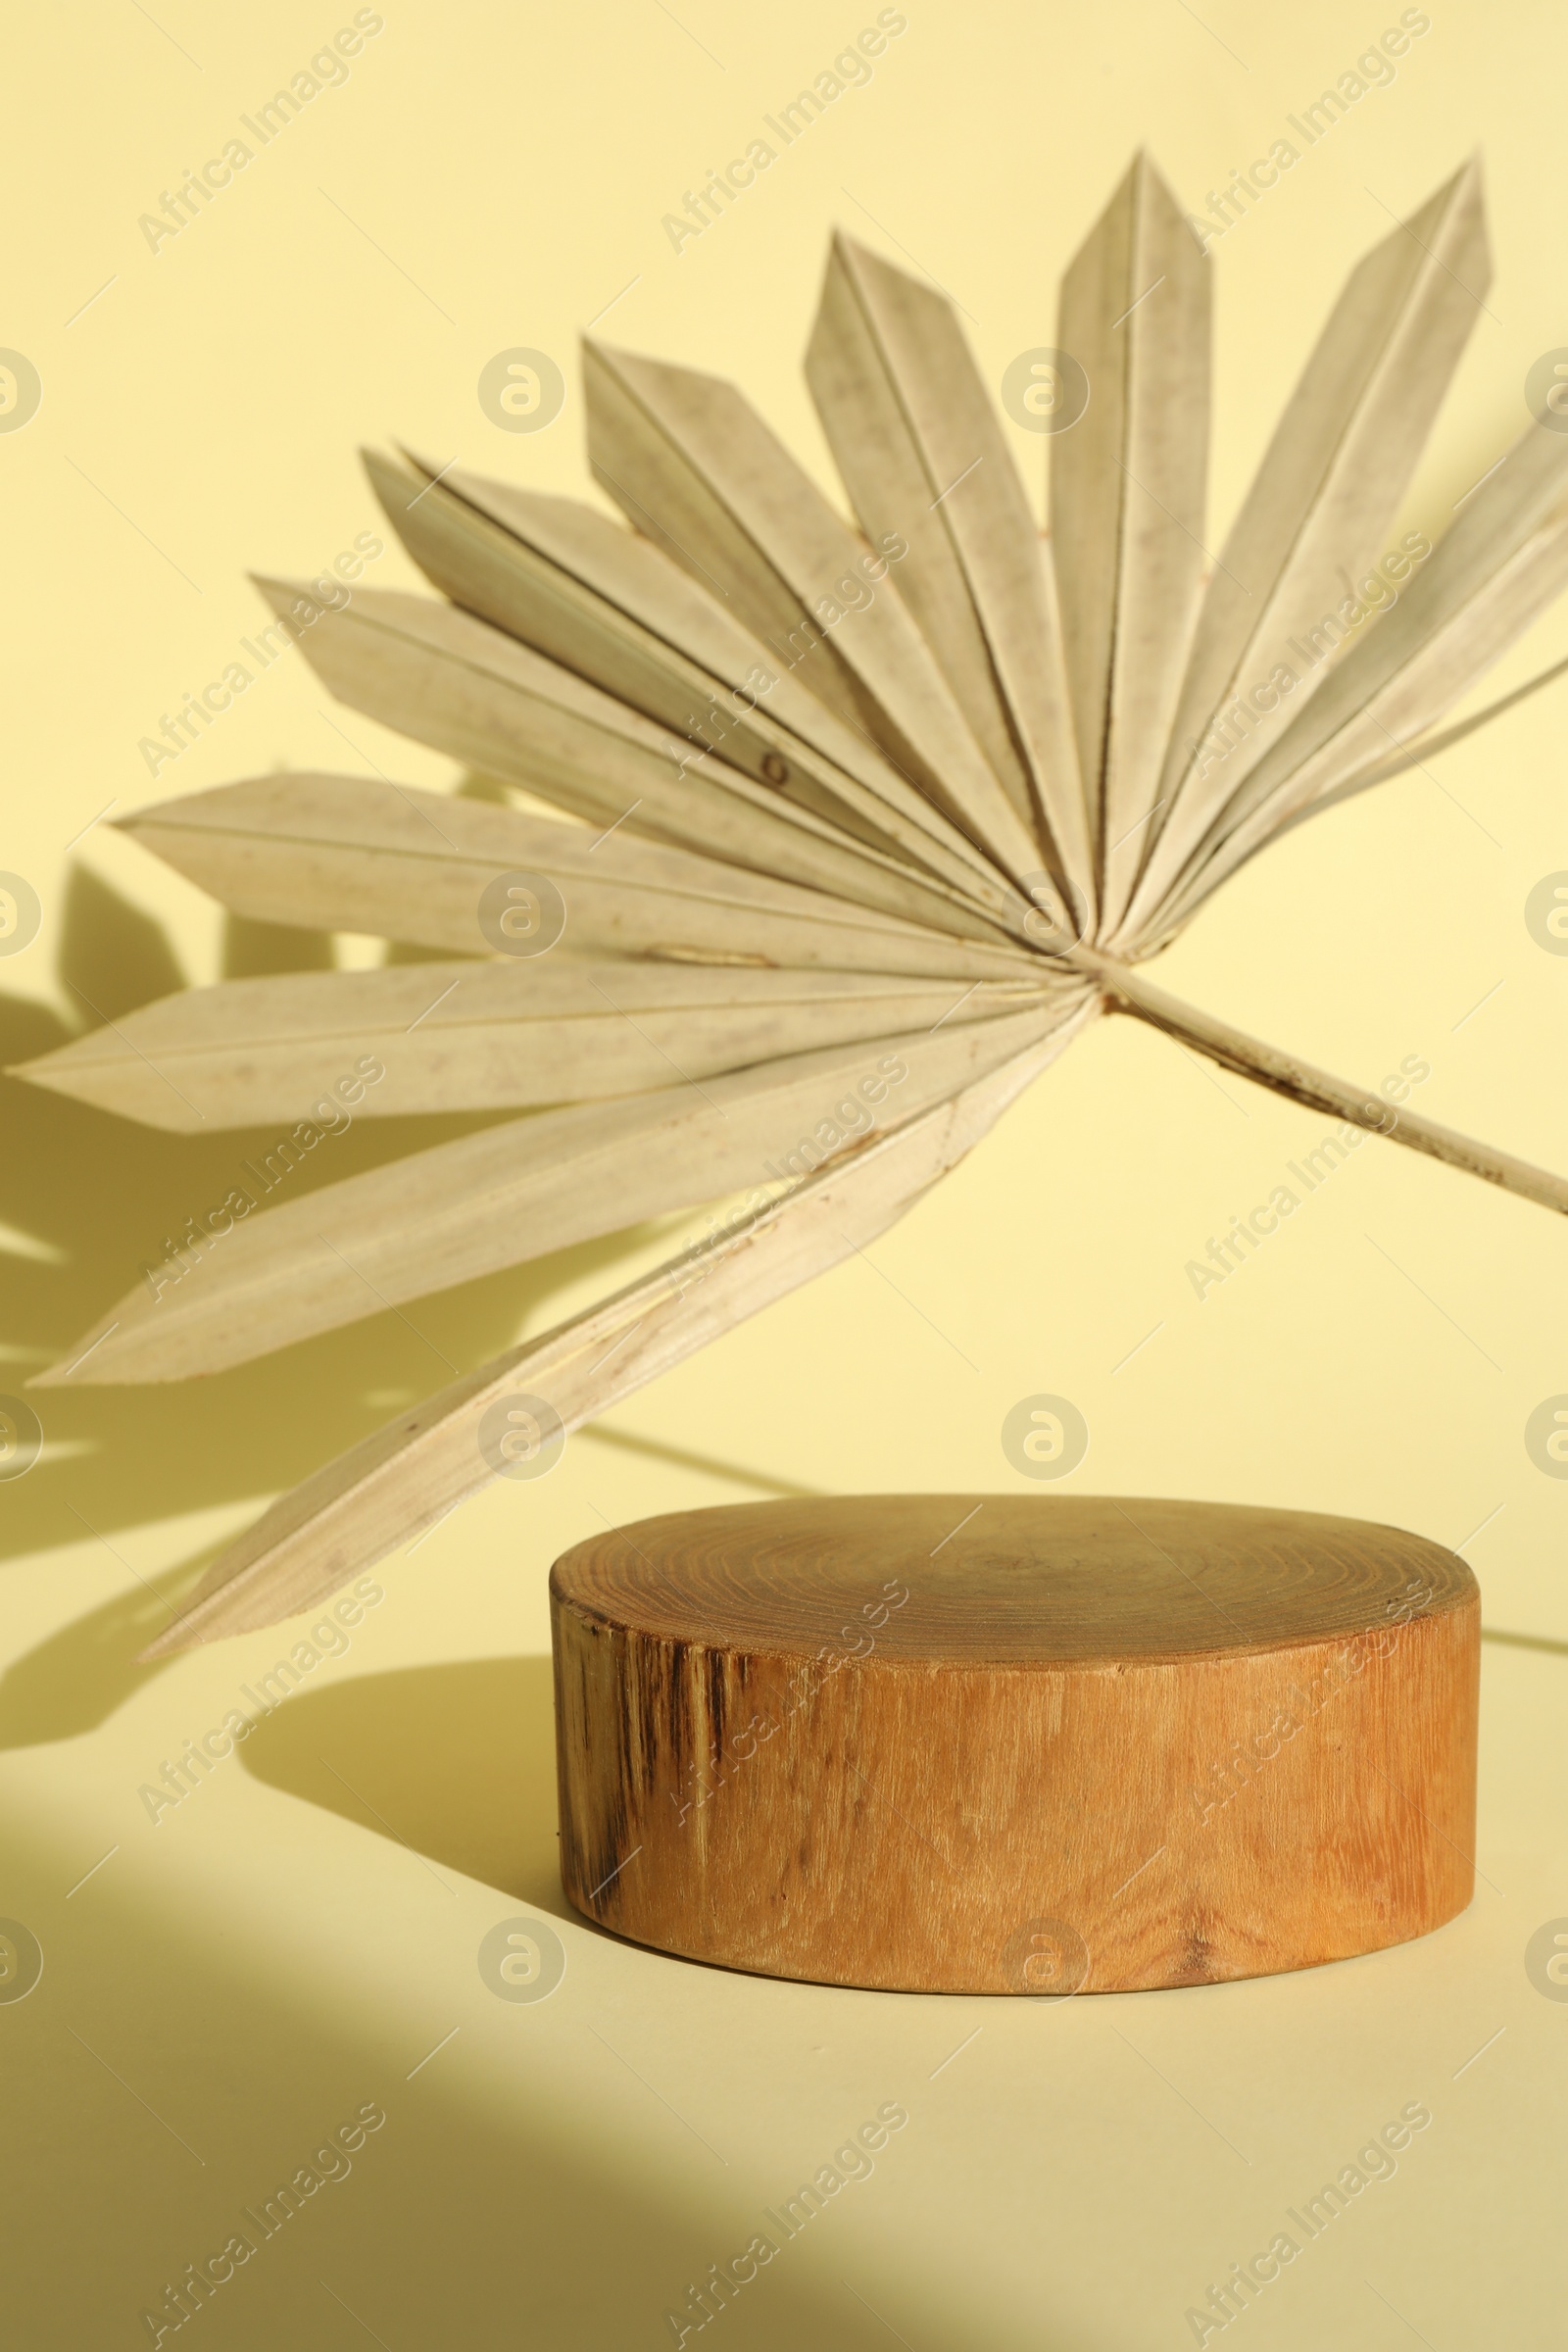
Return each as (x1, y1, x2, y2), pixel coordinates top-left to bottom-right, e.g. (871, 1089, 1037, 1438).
(550, 1495, 1479, 1994)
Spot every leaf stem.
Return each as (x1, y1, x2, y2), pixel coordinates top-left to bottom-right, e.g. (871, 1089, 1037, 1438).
(1072, 948, 1568, 1217)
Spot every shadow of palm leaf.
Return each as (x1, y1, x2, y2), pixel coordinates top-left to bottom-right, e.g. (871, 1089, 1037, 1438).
(0, 1533, 222, 1748)
(236, 1656, 567, 1910)
(0, 872, 694, 1573)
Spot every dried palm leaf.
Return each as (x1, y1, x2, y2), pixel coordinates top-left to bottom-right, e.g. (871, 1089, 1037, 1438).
(17, 957, 1043, 1129)
(19, 152, 1568, 1649)
(118, 771, 1031, 977)
(1123, 157, 1490, 940)
(37, 1001, 1075, 1386)
(141, 1016, 1090, 1651)
(1152, 416, 1568, 932)
(1051, 150, 1210, 933)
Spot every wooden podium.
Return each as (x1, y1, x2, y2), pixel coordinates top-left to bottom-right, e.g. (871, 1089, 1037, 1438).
(550, 1495, 1479, 1994)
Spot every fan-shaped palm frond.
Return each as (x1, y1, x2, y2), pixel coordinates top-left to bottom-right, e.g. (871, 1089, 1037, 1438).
(21, 152, 1568, 1651)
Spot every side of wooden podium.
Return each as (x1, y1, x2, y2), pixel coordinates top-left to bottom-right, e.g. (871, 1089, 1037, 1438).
(550, 1501, 1480, 1995)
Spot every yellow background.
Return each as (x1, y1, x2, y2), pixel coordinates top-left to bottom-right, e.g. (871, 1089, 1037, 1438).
(4, 1, 1567, 2343)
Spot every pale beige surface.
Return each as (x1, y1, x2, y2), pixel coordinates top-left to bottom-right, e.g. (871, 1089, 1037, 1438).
(4, 1, 1568, 2343)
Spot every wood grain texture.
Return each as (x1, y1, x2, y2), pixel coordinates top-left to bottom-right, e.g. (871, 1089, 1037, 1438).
(552, 1495, 1479, 1993)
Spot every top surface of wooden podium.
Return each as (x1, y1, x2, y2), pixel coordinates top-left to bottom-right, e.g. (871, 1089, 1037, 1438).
(552, 1494, 1474, 1664)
